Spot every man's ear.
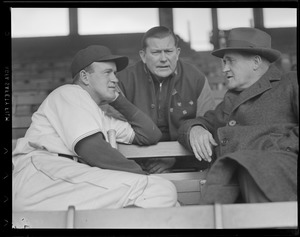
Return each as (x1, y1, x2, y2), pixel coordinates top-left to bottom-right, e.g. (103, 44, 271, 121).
(139, 49, 146, 64)
(253, 55, 262, 71)
(176, 47, 181, 59)
(80, 70, 89, 85)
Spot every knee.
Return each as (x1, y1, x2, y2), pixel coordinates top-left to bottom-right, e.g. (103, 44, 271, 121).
(148, 176, 178, 207)
(238, 168, 270, 203)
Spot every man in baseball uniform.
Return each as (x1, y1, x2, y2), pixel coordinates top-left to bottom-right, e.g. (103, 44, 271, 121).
(13, 45, 178, 211)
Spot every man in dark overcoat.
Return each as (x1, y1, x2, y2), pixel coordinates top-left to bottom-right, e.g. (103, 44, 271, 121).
(178, 27, 298, 203)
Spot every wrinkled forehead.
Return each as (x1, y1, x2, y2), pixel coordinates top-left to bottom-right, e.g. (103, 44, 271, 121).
(146, 35, 176, 49)
(223, 51, 242, 59)
(223, 50, 256, 61)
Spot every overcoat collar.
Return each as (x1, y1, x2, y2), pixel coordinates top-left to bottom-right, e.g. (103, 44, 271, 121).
(224, 64, 282, 115)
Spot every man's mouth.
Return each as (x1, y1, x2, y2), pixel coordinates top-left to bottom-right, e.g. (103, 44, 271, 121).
(157, 65, 169, 69)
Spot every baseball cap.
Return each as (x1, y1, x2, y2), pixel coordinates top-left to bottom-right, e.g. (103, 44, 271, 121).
(71, 45, 129, 77)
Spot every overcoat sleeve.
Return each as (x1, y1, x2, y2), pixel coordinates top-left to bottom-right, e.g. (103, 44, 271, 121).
(178, 94, 230, 152)
(279, 72, 299, 154)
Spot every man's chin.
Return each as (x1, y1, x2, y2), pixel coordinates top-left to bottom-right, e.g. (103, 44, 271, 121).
(155, 71, 172, 78)
(99, 96, 116, 105)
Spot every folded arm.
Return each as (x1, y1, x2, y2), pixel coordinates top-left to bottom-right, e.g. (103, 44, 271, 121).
(109, 94, 162, 145)
(75, 132, 147, 174)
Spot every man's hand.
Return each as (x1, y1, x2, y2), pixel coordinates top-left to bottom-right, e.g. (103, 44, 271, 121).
(189, 126, 218, 162)
(139, 158, 176, 174)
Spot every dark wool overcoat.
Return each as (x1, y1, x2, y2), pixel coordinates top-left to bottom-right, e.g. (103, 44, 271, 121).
(178, 65, 298, 203)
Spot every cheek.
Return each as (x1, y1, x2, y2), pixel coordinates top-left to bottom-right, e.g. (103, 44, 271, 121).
(232, 71, 248, 88)
(237, 67, 251, 80)
(168, 55, 178, 67)
(145, 58, 157, 70)
(146, 56, 157, 64)
(170, 56, 178, 65)
(95, 81, 108, 94)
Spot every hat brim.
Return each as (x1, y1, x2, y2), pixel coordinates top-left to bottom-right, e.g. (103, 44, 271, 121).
(212, 47, 281, 63)
(98, 55, 129, 72)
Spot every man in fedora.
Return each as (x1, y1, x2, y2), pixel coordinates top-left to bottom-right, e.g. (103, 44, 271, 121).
(13, 45, 178, 211)
(178, 27, 298, 203)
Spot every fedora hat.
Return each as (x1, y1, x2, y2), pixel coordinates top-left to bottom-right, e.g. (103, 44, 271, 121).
(71, 45, 129, 77)
(212, 27, 281, 63)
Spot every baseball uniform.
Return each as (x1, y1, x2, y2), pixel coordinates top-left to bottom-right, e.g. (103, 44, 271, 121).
(13, 84, 177, 211)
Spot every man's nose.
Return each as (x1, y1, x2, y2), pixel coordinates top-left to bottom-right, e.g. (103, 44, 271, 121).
(160, 51, 167, 61)
(222, 63, 230, 73)
(111, 73, 119, 83)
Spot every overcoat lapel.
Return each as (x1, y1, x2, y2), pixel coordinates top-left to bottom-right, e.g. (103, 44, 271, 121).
(229, 66, 281, 115)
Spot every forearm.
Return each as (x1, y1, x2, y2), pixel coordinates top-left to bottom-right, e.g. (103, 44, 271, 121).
(75, 132, 147, 174)
(110, 94, 162, 145)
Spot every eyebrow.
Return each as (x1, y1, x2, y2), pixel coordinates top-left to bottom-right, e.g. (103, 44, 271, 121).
(223, 55, 234, 60)
(222, 56, 237, 62)
(102, 68, 116, 73)
(151, 48, 175, 53)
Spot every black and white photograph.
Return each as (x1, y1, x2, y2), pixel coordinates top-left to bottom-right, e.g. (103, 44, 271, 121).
(3, 1, 298, 233)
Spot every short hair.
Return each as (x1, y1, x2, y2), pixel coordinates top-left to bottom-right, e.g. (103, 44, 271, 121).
(72, 64, 94, 83)
(141, 26, 179, 50)
(234, 50, 270, 63)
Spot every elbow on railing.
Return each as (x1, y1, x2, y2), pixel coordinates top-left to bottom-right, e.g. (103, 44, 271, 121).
(133, 126, 162, 146)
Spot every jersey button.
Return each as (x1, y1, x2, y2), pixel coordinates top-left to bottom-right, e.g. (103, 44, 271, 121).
(228, 120, 236, 126)
(221, 138, 229, 146)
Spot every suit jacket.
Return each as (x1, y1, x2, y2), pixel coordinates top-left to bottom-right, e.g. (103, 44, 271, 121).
(178, 65, 298, 203)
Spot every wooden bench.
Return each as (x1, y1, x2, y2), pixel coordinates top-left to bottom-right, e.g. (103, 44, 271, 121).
(12, 117, 297, 229)
(12, 116, 32, 139)
(13, 201, 298, 229)
(12, 92, 47, 139)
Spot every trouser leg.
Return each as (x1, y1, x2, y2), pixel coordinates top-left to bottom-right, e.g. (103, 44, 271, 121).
(132, 175, 178, 208)
(13, 155, 178, 211)
(237, 167, 270, 203)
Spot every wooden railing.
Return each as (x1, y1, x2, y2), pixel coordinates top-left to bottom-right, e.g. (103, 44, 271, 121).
(13, 201, 297, 229)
